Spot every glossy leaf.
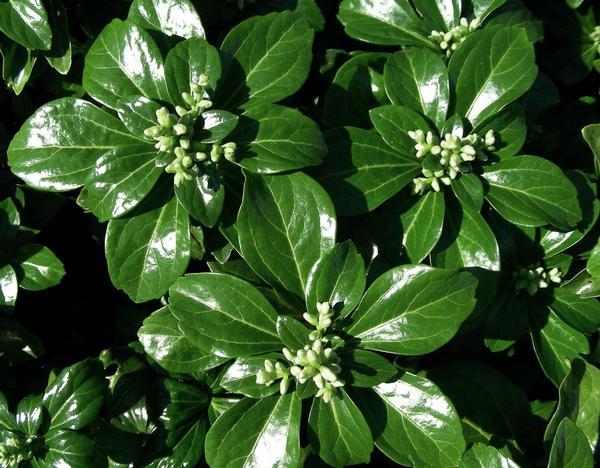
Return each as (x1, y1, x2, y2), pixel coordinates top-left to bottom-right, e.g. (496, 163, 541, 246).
(83, 19, 168, 109)
(8, 98, 142, 191)
(482, 156, 582, 230)
(451, 173, 484, 212)
(16, 394, 43, 435)
(84, 144, 161, 221)
(369, 104, 434, 155)
(43, 0, 71, 75)
(43, 359, 105, 431)
(582, 124, 600, 175)
(0, 197, 20, 247)
(339, 349, 396, 387)
(0, 37, 37, 94)
(384, 48, 449, 130)
(169, 273, 281, 357)
(237, 172, 336, 300)
(276, 316, 310, 351)
(164, 37, 221, 108)
(0, 263, 18, 311)
(449, 26, 537, 127)
(10, 243, 65, 291)
(138, 306, 228, 374)
(314, 127, 420, 216)
(348, 265, 477, 354)
(413, 0, 459, 30)
(116, 95, 162, 140)
(459, 443, 519, 468)
(217, 11, 314, 109)
(220, 354, 283, 398)
(308, 389, 373, 467)
(355, 373, 465, 467)
(550, 287, 600, 335)
(338, 0, 433, 48)
(34, 430, 98, 467)
(231, 104, 325, 174)
(199, 110, 239, 143)
(549, 418, 594, 468)
(128, 0, 204, 39)
(0, 0, 51, 50)
(475, 104, 527, 159)
(205, 395, 301, 468)
(106, 187, 190, 303)
(530, 307, 590, 387)
(174, 165, 225, 227)
(306, 240, 365, 318)
(588, 241, 600, 277)
(399, 191, 445, 263)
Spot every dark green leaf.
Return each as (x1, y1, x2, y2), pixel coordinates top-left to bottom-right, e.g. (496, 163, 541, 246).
(452, 173, 484, 212)
(482, 156, 582, 230)
(550, 288, 600, 335)
(476, 104, 527, 159)
(16, 394, 42, 435)
(549, 418, 593, 468)
(83, 19, 168, 109)
(449, 26, 537, 127)
(347, 265, 477, 354)
(276, 316, 310, 351)
(483, 292, 528, 352)
(217, 11, 314, 109)
(339, 349, 396, 387)
(0, 37, 36, 94)
(44, 0, 72, 74)
(314, 127, 420, 216)
(0, 263, 18, 311)
(582, 124, 600, 175)
(308, 389, 373, 467)
(174, 165, 225, 227)
(369, 104, 434, 155)
(35, 429, 98, 467)
(384, 48, 449, 130)
(220, 354, 283, 398)
(0, 0, 51, 50)
(138, 306, 229, 374)
(232, 104, 325, 173)
(237, 172, 336, 300)
(199, 110, 239, 143)
(10, 243, 65, 290)
(205, 395, 301, 467)
(128, 0, 204, 39)
(459, 443, 519, 468)
(8, 98, 143, 191)
(169, 273, 281, 357)
(116, 95, 162, 140)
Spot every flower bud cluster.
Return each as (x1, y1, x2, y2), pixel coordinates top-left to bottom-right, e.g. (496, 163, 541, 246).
(591, 26, 600, 54)
(513, 263, 562, 296)
(408, 129, 495, 195)
(143, 75, 236, 186)
(0, 433, 41, 466)
(429, 17, 481, 57)
(256, 302, 345, 403)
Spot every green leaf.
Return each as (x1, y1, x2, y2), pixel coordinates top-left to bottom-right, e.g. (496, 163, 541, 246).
(217, 11, 314, 109)
(582, 124, 600, 175)
(138, 306, 229, 374)
(546, 358, 600, 455)
(369, 104, 434, 155)
(588, 241, 600, 277)
(470, 0, 507, 21)
(0, 0, 51, 50)
(169, 273, 281, 357)
(43, 359, 105, 431)
(384, 48, 449, 130)
(308, 389, 373, 467)
(529, 307, 590, 387)
(306, 240, 365, 318)
(16, 394, 43, 435)
(164, 37, 221, 108)
(35, 429, 98, 467)
(449, 26, 537, 127)
(220, 354, 283, 398)
(106, 187, 190, 303)
(128, 0, 204, 39)
(276, 316, 310, 351)
(10, 243, 65, 291)
(428, 362, 531, 443)
(549, 418, 594, 468)
(322, 52, 389, 129)
(431, 201, 501, 271)
(398, 191, 445, 263)
(459, 443, 519, 468)
(116, 95, 162, 140)
(199, 110, 239, 143)
(83, 19, 168, 109)
(231, 104, 325, 174)
(44, 0, 72, 75)
(481, 156, 582, 230)
(354, 373, 465, 467)
(347, 265, 477, 354)
(339, 349, 396, 388)
(338, 0, 434, 48)
(0, 317, 44, 365)
(314, 127, 420, 216)
(451, 173, 484, 212)
(0, 391, 15, 430)
(0, 37, 37, 94)
(550, 288, 600, 335)
(8, 98, 142, 191)
(237, 172, 336, 300)
(413, 0, 460, 30)
(205, 395, 301, 468)
(483, 292, 528, 352)
(475, 103, 527, 159)
(174, 165, 225, 227)
(84, 144, 162, 221)
(0, 263, 18, 311)
(0, 197, 20, 247)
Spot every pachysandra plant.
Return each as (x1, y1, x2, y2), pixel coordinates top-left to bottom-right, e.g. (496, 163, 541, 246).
(7, 5, 325, 303)
(316, 25, 582, 274)
(138, 170, 479, 466)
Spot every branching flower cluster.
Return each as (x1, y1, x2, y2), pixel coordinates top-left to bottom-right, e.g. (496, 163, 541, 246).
(429, 18, 481, 57)
(256, 302, 345, 403)
(409, 129, 495, 194)
(144, 74, 236, 185)
(513, 263, 562, 296)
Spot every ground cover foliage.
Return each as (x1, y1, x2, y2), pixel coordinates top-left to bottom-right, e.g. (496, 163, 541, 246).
(1, 0, 600, 466)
